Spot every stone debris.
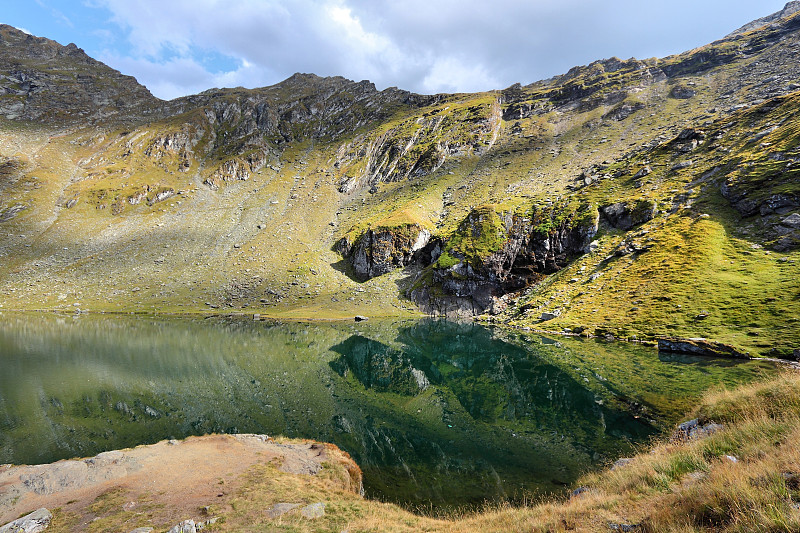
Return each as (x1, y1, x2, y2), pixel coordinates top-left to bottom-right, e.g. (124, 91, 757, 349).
(0, 508, 52, 533)
(672, 418, 725, 442)
(165, 518, 218, 533)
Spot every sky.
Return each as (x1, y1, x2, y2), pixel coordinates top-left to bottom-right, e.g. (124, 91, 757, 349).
(3, 0, 792, 100)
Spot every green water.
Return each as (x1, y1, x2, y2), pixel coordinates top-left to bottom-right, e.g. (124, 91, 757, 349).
(0, 313, 775, 510)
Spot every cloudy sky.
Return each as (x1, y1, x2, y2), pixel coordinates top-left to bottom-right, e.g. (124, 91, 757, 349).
(5, 0, 791, 100)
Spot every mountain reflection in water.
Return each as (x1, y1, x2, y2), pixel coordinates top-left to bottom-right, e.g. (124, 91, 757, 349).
(0, 314, 774, 511)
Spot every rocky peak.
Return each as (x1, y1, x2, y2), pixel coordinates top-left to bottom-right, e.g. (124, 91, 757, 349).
(727, 1, 800, 37)
(0, 24, 158, 121)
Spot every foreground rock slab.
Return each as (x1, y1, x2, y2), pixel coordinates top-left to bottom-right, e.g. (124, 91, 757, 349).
(0, 435, 361, 529)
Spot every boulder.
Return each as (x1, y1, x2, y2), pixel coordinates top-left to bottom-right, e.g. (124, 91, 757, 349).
(540, 310, 561, 321)
(601, 199, 657, 231)
(671, 160, 693, 170)
(671, 418, 725, 441)
(266, 503, 301, 518)
(657, 337, 751, 359)
(0, 508, 52, 533)
(337, 224, 431, 281)
(780, 213, 800, 228)
(167, 521, 195, 533)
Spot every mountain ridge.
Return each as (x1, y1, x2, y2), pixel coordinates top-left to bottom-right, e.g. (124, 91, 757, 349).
(0, 4, 798, 358)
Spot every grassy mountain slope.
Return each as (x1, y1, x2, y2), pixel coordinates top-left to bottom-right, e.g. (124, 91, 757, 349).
(0, 7, 798, 356)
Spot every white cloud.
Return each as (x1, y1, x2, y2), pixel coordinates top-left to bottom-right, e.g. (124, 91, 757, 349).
(87, 0, 790, 99)
(14, 27, 32, 35)
(421, 57, 499, 95)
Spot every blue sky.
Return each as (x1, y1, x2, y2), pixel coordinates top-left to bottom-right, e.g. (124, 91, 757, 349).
(4, 1, 792, 100)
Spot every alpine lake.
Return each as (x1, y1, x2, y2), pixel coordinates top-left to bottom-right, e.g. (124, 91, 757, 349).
(0, 312, 777, 512)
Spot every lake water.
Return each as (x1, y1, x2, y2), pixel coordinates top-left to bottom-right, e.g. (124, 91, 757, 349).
(0, 313, 776, 510)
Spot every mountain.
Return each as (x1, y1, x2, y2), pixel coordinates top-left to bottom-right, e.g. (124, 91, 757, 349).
(0, 5, 798, 357)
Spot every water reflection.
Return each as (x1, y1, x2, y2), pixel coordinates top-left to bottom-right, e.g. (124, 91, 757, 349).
(0, 314, 775, 510)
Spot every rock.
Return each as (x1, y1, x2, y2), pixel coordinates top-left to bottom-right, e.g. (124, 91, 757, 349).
(601, 200, 657, 231)
(670, 85, 696, 99)
(336, 225, 431, 280)
(608, 523, 642, 532)
(354, 315, 368, 322)
(781, 213, 800, 228)
(611, 458, 634, 470)
(167, 520, 196, 533)
(300, 502, 325, 519)
(672, 418, 725, 441)
(266, 503, 301, 518)
(0, 508, 52, 533)
(633, 166, 651, 179)
(0, 204, 26, 222)
(570, 486, 591, 499)
(671, 160, 693, 170)
(658, 337, 751, 359)
(411, 203, 599, 317)
(540, 310, 561, 321)
(760, 194, 799, 215)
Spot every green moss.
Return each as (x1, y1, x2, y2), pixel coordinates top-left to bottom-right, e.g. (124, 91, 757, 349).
(435, 205, 507, 269)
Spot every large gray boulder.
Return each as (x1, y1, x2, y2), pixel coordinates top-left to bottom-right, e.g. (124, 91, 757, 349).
(0, 508, 52, 533)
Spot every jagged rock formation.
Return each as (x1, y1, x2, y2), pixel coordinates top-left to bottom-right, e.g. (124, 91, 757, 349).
(335, 224, 431, 281)
(409, 203, 599, 316)
(0, 25, 158, 121)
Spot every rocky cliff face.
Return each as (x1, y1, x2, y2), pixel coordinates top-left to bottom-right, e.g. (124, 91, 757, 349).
(335, 224, 431, 281)
(409, 203, 599, 317)
(0, 25, 158, 121)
